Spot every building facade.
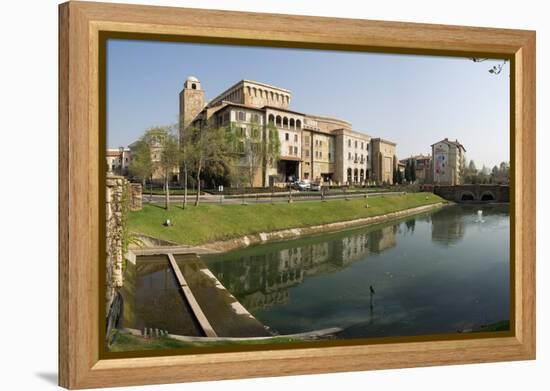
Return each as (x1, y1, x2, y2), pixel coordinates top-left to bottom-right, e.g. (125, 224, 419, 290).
(431, 138, 466, 185)
(179, 77, 397, 187)
(400, 154, 433, 184)
(106, 148, 131, 176)
(370, 138, 397, 184)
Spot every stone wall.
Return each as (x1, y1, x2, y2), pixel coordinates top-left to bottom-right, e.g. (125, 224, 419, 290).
(129, 183, 142, 211)
(105, 174, 127, 317)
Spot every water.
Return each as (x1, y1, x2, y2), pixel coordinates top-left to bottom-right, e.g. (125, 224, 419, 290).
(204, 204, 510, 339)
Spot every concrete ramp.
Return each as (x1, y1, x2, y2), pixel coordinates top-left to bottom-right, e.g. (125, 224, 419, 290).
(173, 254, 271, 337)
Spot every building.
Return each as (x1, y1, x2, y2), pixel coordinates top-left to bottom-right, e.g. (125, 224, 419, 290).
(370, 138, 397, 184)
(431, 138, 466, 185)
(400, 154, 433, 183)
(179, 76, 397, 187)
(106, 147, 131, 176)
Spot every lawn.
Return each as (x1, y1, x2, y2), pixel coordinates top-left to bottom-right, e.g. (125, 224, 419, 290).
(108, 333, 304, 352)
(128, 192, 444, 246)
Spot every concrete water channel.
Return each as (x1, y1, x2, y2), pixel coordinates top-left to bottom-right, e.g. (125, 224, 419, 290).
(122, 203, 510, 341)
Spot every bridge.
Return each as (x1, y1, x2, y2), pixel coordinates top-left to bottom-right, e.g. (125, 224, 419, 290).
(432, 184, 509, 203)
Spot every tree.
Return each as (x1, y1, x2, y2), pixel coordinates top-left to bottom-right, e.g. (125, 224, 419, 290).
(404, 160, 411, 182)
(128, 139, 153, 191)
(393, 168, 398, 185)
(142, 126, 181, 210)
(459, 157, 467, 184)
(396, 168, 403, 184)
(410, 160, 417, 182)
(184, 124, 236, 206)
(159, 132, 181, 210)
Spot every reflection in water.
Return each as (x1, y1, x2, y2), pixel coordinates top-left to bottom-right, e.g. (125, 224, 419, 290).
(205, 204, 510, 338)
(125, 255, 204, 336)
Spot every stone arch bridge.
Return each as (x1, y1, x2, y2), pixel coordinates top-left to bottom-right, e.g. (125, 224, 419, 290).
(433, 184, 509, 203)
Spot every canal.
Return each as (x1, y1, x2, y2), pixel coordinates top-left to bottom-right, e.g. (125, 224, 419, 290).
(203, 204, 510, 339)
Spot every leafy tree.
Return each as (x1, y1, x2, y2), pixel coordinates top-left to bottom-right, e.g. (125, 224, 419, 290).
(184, 124, 237, 206)
(396, 168, 403, 184)
(128, 139, 153, 190)
(159, 132, 181, 210)
(410, 160, 417, 182)
(142, 126, 181, 210)
(404, 160, 411, 182)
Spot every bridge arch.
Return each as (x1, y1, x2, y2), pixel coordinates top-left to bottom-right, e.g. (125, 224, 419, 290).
(480, 191, 496, 201)
(460, 191, 475, 201)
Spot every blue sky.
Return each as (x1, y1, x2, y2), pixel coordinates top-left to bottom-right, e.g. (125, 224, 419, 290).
(107, 39, 509, 168)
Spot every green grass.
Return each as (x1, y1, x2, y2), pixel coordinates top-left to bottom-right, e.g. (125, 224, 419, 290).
(128, 193, 444, 246)
(109, 332, 302, 352)
(474, 320, 510, 332)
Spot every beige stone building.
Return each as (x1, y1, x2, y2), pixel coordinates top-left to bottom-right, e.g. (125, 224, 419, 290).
(106, 148, 131, 176)
(370, 138, 397, 184)
(179, 76, 397, 187)
(431, 138, 466, 185)
(399, 154, 433, 183)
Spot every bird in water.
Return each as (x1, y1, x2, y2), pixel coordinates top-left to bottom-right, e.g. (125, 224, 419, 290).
(370, 285, 375, 295)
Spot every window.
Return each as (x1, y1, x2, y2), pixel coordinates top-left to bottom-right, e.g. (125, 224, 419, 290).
(348, 139, 351, 147)
(361, 142, 364, 150)
(294, 146, 298, 155)
(288, 146, 293, 155)
(240, 127, 245, 137)
(319, 151, 322, 158)
(348, 152, 352, 160)
(294, 134, 298, 142)
(305, 149, 310, 157)
(252, 114, 260, 123)
(285, 133, 289, 141)
(355, 140, 358, 148)
(237, 111, 246, 121)
(328, 152, 331, 160)
(304, 136, 310, 146)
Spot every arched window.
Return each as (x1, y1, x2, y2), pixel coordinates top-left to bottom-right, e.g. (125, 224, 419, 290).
(296, 119, 302, 129)
(246, 86, 251, 96)
(253, 87, 257, 97)
(360, 169, 365, 181)
(283, 117, 289, 128)
(354, 168, 359, 183)
(347, 168, 352, 183)
(268, 114, 275, 124)
(289, 118, 295, 129)
(275, 93, 279, 102)
(276, 115, 282, 127)
(270, 91, 274, 101)
(191, 83, 197, 90)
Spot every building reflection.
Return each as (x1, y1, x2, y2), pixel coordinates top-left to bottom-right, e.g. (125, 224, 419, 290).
(207, 225, 397, 312)
(430, 207, 466, 246)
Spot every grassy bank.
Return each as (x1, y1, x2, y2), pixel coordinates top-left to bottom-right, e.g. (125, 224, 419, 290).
(128, 193, 444, 246)
(109, 333, 302, 352)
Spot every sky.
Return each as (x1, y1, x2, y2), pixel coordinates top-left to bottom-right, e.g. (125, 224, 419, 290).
(107, 39, 510, 168)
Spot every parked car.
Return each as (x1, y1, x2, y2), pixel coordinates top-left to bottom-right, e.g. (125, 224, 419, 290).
(294, 180, 311, 191)
(310, 183, 321, 191)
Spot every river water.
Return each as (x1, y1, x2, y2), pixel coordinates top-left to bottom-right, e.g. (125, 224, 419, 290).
(203, 204, 510, 339)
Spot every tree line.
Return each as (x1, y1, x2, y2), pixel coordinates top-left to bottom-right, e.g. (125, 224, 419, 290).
(128, 119, 281, 209)
(461, 159, 510, 185)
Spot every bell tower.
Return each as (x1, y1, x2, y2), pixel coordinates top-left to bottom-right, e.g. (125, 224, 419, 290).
(179, 76, 205, 135)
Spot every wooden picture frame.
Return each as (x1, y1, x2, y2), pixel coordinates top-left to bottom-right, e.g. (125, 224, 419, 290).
(59, 1, 536, 389)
